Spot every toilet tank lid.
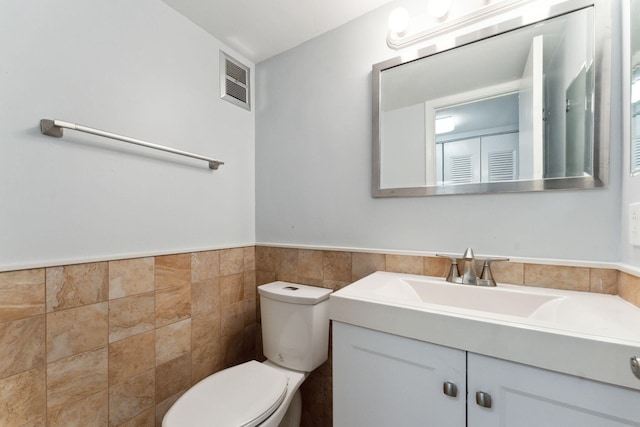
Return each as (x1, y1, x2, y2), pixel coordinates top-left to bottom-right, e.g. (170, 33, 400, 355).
(259, 282, 332, 304)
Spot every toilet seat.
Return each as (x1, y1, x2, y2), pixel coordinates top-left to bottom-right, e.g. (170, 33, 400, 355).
(162, 361, 289, 427)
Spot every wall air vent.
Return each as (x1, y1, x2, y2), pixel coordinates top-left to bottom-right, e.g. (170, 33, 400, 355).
(220, 51, 250, 111)
(488, 151, 516, 182)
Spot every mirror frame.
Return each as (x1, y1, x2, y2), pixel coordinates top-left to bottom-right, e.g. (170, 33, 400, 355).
(627, 0, 640, 176)
(372, 0, 611, 197)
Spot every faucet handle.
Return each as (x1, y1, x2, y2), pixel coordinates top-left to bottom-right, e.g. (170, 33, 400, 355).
(435, 254, 461, 283)
(478, 257, 510, 287)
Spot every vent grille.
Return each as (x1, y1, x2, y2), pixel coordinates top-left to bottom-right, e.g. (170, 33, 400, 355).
(226, 60, 247, 85)
(450, 155, 473, 184)
(633, 137, 640, 175)
(488, 151, 516, 182)
(226, 79, 247, 103)
(220, 51, 250, 111)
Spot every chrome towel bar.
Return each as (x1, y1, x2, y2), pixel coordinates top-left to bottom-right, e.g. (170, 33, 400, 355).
(40, 119, 224, 170)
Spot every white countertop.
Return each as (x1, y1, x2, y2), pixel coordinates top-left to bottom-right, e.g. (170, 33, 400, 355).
(329, 271, 640, 391)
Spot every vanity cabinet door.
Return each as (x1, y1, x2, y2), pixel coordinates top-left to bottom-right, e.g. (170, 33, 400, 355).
(333, 322, 466, 427)
(467, 353, 640, 427)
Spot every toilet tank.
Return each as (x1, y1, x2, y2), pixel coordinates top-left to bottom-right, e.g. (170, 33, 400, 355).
(258, 282, 332, 372)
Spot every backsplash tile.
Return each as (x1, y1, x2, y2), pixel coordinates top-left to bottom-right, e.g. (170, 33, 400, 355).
(47, 390, 108, 427)
(220, 247, 245, 276)
(155, 354, 191, 404)
(243, 247, 256, 272)
(109, 293, 155, 343)
(191, 251, 220, 283)
(46, 347, 108, 412)
(0, 366, 45, 426)
(255, 246, 276, 273)
(385, 254, 423, 275)
(422, 256, 450, 278)
(155, 319, 192, 366)
(220, 302, 244, 338)
(109, 369, 155, 426)
(46, 262, 108, 312)
(323, 251, 352, 283)
(46, 302, 108, 363)
(109, 331, 155, 386)
(590, 268, 619, 294)
(155, 254, 190, 291)
(0, 315, 45, 379)
(298, 249, 324, 282)
(191, 277, 220, 318)
(155, 280, 191, 328)
(351, 252, 385, 282)
(619, 272, 640, 308)
(524, 264, 591, 291)
(0, 268, 45, 323)
(109, 257, 154, 300)
(119, 408, 154, 427)
(274, 247, 298, 282)
(490, 261, 524, 285)
(191, 311, 222, 383)
(220, 273, 244, 307)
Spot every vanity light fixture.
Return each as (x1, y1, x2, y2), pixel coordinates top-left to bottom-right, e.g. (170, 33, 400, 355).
(428, 0, 453, 20)
(435, 116, 455, 134)
(386, 0, 560, 50)
(388, 7, 411, 36)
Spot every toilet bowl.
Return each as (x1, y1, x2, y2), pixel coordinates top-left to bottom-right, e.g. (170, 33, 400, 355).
(162, 282, 332, 427)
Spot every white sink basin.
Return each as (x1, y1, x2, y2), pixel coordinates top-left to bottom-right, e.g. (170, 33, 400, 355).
(329, 271, 640, 391)
(375, 277, 561, 318)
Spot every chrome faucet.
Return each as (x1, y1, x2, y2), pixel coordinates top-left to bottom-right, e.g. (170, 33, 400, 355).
(436, 248, 509, 287)
(460, 247, 478, 285)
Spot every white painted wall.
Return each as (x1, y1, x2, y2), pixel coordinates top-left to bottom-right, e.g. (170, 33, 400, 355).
(0, 0, 255, 271)
(255, 1, 622, 262)
(621, 0, 640, 268)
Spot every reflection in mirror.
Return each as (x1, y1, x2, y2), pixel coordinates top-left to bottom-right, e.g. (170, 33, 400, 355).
(632, 0, 640, 175)
(373, 0, 610, 197)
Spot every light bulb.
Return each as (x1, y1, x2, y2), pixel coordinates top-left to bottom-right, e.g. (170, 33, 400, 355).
(428, 0, 452, 19)
(388, 7, 411, 36)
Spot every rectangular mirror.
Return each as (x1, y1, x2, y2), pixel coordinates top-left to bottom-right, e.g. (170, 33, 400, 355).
(373, 0, 611, 197)
(631, 0, 640, 175)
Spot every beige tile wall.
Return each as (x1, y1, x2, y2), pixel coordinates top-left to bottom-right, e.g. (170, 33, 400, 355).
(0, 247, 256, 427)
(1, 245, 639, 427)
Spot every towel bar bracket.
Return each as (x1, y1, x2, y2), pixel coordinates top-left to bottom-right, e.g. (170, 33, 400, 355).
(40, 119, 63, 138)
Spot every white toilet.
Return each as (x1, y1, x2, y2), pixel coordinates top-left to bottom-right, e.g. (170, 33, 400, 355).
(163, 281, 332, 427)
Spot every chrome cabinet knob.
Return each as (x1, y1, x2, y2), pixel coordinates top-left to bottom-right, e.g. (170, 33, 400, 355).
(631, 356, 640, 380)
(475, 391, 492, 408)
(443, 381, 458, 398)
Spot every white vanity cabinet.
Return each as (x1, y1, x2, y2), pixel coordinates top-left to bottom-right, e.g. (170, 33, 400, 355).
(333, 321, 466, 426)
(333, 322, 640, 427)
(467, 353, 640, 426)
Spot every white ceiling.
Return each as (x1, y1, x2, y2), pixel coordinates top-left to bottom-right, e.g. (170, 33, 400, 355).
(162, 0, 395, 64)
